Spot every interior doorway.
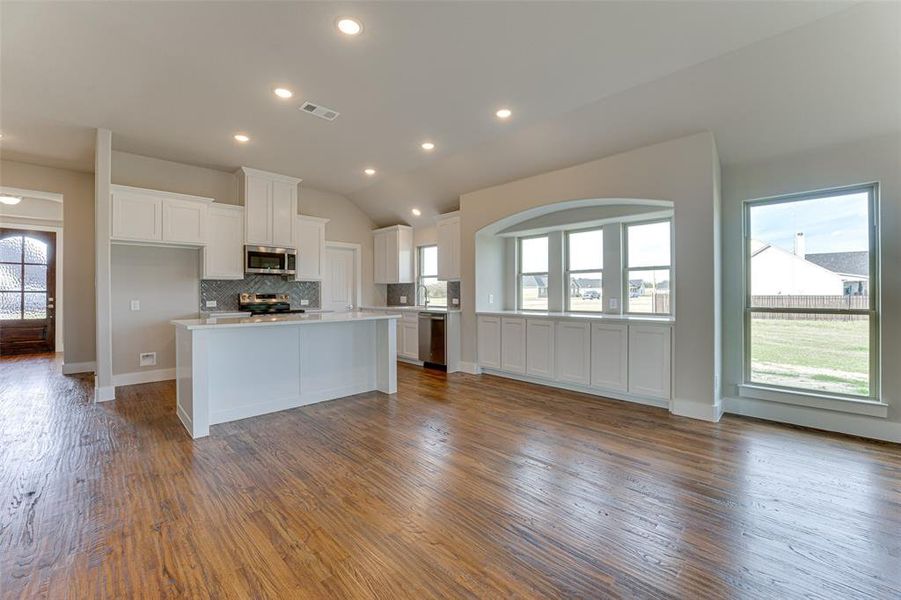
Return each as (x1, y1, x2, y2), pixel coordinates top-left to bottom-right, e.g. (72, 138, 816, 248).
(1, 228, 57, 354)
(322, 242, 361, 312)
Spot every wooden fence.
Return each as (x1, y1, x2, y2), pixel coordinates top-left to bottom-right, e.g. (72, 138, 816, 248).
(750, 295, 869, 320)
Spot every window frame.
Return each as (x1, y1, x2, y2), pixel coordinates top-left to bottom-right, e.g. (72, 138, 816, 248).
(417, 244, 446, 307)
(517, 234, 550, 311)
(564, 226, 604, 313)
(622, 218, 674, 316)
(741, 182, 881, 403)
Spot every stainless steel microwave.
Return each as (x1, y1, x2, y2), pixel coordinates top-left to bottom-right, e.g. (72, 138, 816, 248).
(244, 245, 296, 275)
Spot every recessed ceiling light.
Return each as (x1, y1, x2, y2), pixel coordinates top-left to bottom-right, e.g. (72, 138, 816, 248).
(273, 87, 293, 99)
(364, 168, 376, 176)
(421, 142, 435, 151)
(233, 134, 250, 143)
(337, 18, 362, 36)
(411, 208, 422, 217)
(0, 195, 22, 206)
(495, 108, 512, 119)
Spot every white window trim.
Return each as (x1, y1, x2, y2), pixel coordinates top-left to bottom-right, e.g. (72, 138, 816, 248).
(622, 218, 673, 316)
(741, 182, 882, 410)
(517, 234, 549, 311)
(418, 244, 446, 307)
(564, 227, 604, 313)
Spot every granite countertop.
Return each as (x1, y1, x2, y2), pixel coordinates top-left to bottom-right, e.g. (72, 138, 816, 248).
(172, 310, 402, 331)
(360, 305, 461, 313)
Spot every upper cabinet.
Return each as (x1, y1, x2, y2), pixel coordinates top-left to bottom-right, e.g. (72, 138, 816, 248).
(111, 184, 212, 246)
(437, 211, 460, 281)
(294, 215, 329, 281)
(373, 225, 413, 284)
(203, 204, 244, 280)
(236, 167, 301, 247)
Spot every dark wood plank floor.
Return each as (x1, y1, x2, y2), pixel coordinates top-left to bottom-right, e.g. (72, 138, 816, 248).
(1, 353, 899, 599)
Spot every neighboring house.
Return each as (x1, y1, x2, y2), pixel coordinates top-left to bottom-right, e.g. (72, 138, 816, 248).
(628, 279, 646, 298)
(750, 239, 844, 295)
(522, 274, 548, 298)
(569, 277, 602, 297)
(806, 250, 869, 295)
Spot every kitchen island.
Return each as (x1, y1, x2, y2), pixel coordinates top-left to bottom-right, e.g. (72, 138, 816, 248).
(171, 311, 401, 438)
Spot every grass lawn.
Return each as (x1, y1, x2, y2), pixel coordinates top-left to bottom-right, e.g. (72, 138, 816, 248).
(750, 317, 870, 396)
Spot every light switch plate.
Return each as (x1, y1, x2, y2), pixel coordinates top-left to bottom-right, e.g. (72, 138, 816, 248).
(608, 298, 619, 310)
(300, 299, 309, 306)
(452, 298, 459, 306)
(130, 300, 140, 311)
(399, 295, 407, 304)
(205, 300, 218, 308)
(139, 352, 157, 367)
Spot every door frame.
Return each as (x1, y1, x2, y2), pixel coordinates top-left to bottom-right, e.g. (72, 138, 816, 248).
(324, 241, 362, 310)
(0, 219, 64, 353)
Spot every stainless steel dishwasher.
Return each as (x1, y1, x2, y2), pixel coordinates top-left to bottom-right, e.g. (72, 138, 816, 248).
(418, 311, 447, 368)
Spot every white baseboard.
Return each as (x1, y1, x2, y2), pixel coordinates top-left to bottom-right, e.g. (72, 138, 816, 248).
(671, 397, 724, 422)
(62, 360, 96, 375)
(112, 368, 175, 387)
(94, 381, 115, 403)
(480, 368, 669, 410)
(177, 402, 194, 436)
(458, 361, 481, 375)
(724, 396, 901, 443)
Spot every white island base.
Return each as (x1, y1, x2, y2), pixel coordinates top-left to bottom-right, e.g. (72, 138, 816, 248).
(172, 312, 399, 438)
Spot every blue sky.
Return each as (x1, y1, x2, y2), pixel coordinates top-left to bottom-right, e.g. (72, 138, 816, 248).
(749, 192, 869, 254)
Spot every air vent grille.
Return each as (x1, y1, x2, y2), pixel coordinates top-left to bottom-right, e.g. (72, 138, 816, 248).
(299, 101, 340, 122)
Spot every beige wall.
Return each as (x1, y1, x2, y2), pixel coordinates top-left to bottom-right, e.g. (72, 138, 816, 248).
(110, 245, 199, 375)
(111, 151, 236, 204)
(460, 132, 722, 419)
(0, 159, 96, 365)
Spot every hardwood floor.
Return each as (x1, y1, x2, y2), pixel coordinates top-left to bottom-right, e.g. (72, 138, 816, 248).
(1, 353, 899, 599)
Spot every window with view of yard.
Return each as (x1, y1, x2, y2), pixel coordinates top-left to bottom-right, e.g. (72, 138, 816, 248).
(624, 220, 672, 314)
(418, 245, 446, 307)
(745, 184, 878, 399)
(565, 228, 603, 312)
(518, 235, 549, 311)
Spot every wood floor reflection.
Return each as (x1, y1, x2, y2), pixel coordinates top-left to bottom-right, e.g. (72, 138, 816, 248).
(1, 353, 899, 598)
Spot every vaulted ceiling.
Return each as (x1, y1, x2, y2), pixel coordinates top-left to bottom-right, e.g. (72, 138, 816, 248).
(2, 2, 898, 226)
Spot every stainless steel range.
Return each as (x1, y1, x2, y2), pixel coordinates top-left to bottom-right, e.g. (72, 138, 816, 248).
(238, 293, 306, 315)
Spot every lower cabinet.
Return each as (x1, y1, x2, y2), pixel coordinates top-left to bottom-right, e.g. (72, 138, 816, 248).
(399, 314, 419, 360)
(526, 319, 555, 379)
(477, 316, 501, 369)
(556, 321, 591, 386)
(500, 317, 526, 374)
(590, 323, 628, 391)
(628, 325, 672, 399)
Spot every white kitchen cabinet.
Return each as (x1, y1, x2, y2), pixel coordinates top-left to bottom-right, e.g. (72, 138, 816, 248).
(236, 167, 301, 247)
(590, 323, 628, 392)
(628, 325, 672, 400)
(437, 211, 460, 281)
(111, 185, 212, 246)
(500, 317, 526, 374)
(203, 205, 244, 280)
(294, 215, 329, 281)
(399, 313, 419, 360)
(526, 319, 555, 379)
(556, 321, 591, 386)
(478, 315, 501, 369)
(372, 225, 414, 284)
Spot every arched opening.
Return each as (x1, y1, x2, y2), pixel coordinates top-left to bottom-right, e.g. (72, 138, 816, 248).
(0, 229, 56, 354)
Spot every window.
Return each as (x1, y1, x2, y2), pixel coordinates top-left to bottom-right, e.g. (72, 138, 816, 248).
(565, 228, 603, 312)
(624, 220, 672, 314)
(0, 233, 49, 320)
(745, 185, 878, 399)
(418, 245, 446, 307)
(518, 235, 549, 310)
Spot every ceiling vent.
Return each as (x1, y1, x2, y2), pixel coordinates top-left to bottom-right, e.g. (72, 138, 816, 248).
(299, 101, 340, 122)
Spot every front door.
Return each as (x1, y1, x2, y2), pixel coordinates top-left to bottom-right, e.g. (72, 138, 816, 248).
(0, 229, 56, 354)
(323, 246, 356, 312)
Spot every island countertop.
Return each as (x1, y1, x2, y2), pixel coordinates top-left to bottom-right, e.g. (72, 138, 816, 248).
(172, 310, 402, 331)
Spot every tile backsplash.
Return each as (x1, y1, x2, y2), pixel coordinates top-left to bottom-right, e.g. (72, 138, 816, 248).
(386, 283, 416, 306)
(200, 275, 320, 311)
(447, 280, 461, 308)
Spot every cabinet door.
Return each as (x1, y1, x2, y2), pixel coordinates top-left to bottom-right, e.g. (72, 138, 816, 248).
(478, 316, 501, 369)
(591, 323, 628, 391)
(271, 180, 296, 247)
(385, 231, 399, 283)
(526, 319, 555, 379)
(203, 206, 244, 279)
(244, 176, 272, 245)
(556, 321, 591, 386)
(294, 217, 325, 280)
(628, 325, 672, 399)
(500, 317, 526, 374)
(400, 322, 419, 359)
(112, 192, 162, 241)
(162, 198, 207, 245)
(437, 219, 457, 280)
(373, 233, 388, 284)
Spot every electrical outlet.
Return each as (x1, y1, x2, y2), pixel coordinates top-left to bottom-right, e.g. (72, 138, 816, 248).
(399, 295, 407, 304)
(139, 352, 157, 367)
(130, 299, 140, 311)
(608, 298, 619, 310)
(489, 294, 494, 304)
(452, 298, 460, 306)
(300, 299, 309, 306)
(205, 300, 218, 308)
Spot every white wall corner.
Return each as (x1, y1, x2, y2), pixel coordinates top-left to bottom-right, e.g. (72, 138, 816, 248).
(670, 397, 723, 422)
(62, 361, 96, 375)
(459, 361, 482, 375)
(94, 128, 114, 403)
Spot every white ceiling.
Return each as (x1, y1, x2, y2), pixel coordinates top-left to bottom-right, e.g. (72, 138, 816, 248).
(2, 1, 897, 226)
